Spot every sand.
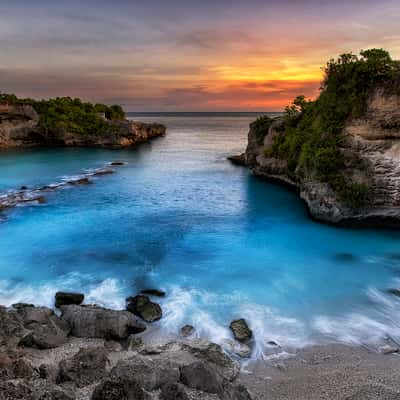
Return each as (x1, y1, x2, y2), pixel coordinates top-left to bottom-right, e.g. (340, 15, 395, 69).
(240, 343, 400, 399)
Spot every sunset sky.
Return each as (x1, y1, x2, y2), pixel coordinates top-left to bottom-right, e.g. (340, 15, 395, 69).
(1, 0, 400, 111)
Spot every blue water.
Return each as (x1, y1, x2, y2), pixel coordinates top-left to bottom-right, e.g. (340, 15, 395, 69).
(1, 113, 400, 357)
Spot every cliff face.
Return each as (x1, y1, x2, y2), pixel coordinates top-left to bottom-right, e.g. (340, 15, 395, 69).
(245, 88, 400, 227)
(0, 104, 166, 149)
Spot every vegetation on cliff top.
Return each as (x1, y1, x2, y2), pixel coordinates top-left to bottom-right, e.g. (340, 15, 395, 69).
(261, 49, 400, 208)
(0, 93, 125, 136)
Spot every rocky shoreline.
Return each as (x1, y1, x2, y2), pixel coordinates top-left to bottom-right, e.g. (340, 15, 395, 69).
(234, 75, 400, 228)
(4, 292, 400, 400)
(0, 291, 254, 400)
(0, 162, 126, 215)
(0, 103, 166, 149)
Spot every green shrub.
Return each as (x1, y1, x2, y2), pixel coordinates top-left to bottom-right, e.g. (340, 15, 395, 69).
(252, 115, 274, 139)
(0, 93, 126, 136)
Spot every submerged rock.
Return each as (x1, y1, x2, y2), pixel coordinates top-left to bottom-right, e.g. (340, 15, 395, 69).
(67, 177, 92, 185)
(60, 305, 146, 340)
(55, 292, 84, 308)
(229, 319, 253, 344)
(126, 295, 162, 323)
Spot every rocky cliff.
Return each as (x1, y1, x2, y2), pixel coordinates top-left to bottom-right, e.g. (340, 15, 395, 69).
(0, 104, 166, 149)
(245, 86, 400, 227)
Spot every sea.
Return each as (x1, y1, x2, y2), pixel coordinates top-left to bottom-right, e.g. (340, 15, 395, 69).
(1, 112, 400, 359)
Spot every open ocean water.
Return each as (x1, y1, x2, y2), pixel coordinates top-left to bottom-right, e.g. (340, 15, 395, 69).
(1, 112, 400, 359)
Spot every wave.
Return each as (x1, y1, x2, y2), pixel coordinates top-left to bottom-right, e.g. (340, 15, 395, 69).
(2, 275, 400, 359)
(0, 163, 122, 214)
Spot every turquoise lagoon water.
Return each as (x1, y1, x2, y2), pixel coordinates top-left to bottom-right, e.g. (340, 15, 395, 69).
(1, 112, 400, 358)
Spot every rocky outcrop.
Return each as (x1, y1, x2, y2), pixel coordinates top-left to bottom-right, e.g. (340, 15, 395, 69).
(0, 298, 253, 400)
(0, 104, 166, 149)
(245, 87, 400, 227)
(60, 305, 146, 340)
(0, 164, 120, 214)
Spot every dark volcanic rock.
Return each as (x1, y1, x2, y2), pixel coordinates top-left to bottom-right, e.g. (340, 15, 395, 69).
(126, 295, 162, 323)
(91, 377, 144, 400)
(17, 306, 70, 349)
(228, 154, 246, 166)
(55, 292, 84, 308)
(140, 289, 166, 297)
(180, 325, 195, 338)
(386, 288, 400, 297)
(60, 305, 146, 340)
(229, 319, 252, 344)
(57, 347, 109, 387)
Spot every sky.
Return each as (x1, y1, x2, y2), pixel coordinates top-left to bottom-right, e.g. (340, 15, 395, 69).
(1, 0, 400, 111)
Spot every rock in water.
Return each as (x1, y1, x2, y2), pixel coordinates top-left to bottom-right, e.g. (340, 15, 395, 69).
(126, 295, 162, 323)
(228, 154, 246, 166)
(60, 305, 146, 340)
(140, 288, 166, 297)
(55, 292, 84, 308)
(180, 325, 195, 337)
(229, 319, 253, 344)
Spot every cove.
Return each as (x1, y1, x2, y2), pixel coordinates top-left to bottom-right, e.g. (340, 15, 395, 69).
(1, 113, 400, 358)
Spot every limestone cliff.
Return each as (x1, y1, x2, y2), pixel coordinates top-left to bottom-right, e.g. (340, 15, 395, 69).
(245, 87, 400, 227)
(0, 104, 166, 149)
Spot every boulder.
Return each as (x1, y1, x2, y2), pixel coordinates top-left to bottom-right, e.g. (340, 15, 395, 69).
(60, 305, 146, 340)
(17, 306, 70, 349)
(57, 347, 109, 387)
(155, 339, 239, 382)
(110, 356, 180, 392)
(180, 361, 252, 400)
(140, 289, 166, 297)
(0, 306, 28, 349)
(180, 361, 223, 394)
(55, 292, 84, 308)
(161, 382, 191, 400)
(229, 319, 252, 344)
(110, 161, 125, 166)
(126, 295, 162, 323)
(180, 325, 195, 338)
(91, 377, 144, 400)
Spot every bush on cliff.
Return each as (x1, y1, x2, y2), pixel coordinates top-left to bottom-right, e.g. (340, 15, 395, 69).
(0, 93, 126, 136)
(264, 48, 400, 208)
